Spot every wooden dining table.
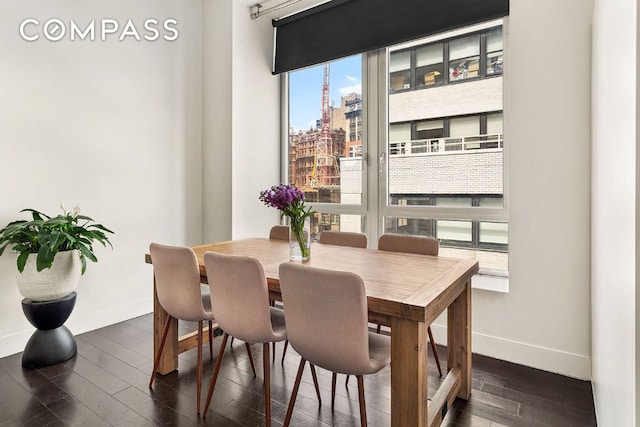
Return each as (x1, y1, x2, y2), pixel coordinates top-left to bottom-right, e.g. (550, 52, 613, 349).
(145, 237, 478, 427)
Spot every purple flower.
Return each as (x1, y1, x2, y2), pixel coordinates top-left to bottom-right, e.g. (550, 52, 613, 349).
(259, 184, 314, 223)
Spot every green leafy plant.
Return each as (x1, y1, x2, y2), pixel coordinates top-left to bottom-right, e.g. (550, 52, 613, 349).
(0, 204, 114, 274)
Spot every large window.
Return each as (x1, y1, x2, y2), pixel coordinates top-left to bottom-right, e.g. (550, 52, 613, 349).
(285, 20, 507, 275)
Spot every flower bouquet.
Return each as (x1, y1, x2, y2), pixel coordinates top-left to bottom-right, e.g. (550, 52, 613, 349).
(259, 184, 315, 260)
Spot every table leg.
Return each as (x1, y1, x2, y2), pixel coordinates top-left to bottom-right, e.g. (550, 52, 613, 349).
(447, 278, 472, 399)
(153, 277, 178, 374)
(390, 317, 428, 427)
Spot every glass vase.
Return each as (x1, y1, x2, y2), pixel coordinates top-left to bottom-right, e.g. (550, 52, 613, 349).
(289, 217, 311, 261)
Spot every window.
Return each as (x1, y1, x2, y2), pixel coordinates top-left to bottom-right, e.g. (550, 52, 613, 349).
(416, 43, 444, 87)
(285, 20, 507, 276)
(389, 123, 411, 155)
(486, 26, 504, 75)
(449, 34, 480, 81)
(389, 50, 411, 92)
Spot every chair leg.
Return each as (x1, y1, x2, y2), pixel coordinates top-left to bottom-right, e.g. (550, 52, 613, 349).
(272, 342, 276, 363)
(356, 375, 367, 427)
(263, 343, 271, 427)
(208, 320, 213, 360)
(331, 372, 337, 410)
(284, 358, 306, 427)
(309, 364, 321, 403)
(427, 326, 443, 377)
(196, 322, 203, 414)
(203, 332, 229, 417)
(231, 336, 234, 346)
(281, 340, 289, 364)
(346, 374, 350, 386)
(246, 342, 257, 377)
(149, 315, 173, 388)
(376, 324, 381, 334)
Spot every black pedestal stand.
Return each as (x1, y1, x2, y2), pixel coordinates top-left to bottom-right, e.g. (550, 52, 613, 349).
(21, 291, 77, 368)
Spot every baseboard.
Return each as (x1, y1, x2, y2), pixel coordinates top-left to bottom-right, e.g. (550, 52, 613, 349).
(0, 298, 153, 359)
(2, 302, 592, 381)
(429, 323, 592, 380)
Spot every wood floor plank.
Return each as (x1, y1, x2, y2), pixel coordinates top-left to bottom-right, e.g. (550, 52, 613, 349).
(46, 395, 112, 427)
(52, 371, 149, 426)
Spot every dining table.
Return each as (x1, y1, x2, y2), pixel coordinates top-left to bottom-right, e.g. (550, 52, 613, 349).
(145, 237, 478, 427)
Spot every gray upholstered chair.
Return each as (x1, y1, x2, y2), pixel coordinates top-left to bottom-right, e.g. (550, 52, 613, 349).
(280, 230, 369, 365)
(377, 233, 443, 376)
(231, 225, 291, 354)
(148, 243, 217, 414)
(318, 230, 368, 248)
(279, 262, 390, 427)
(317, 230, 370, 387)
(269, 224, 290, 241)
(201, 252, 319, 425)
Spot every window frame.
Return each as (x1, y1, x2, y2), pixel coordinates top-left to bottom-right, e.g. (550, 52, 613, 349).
(281, 18, 509, 278)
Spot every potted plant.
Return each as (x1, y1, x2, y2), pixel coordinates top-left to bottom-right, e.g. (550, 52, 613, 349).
(0, 204, 114, 301)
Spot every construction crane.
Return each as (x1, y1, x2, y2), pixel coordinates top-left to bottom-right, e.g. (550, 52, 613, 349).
(315, 63, 336, 187)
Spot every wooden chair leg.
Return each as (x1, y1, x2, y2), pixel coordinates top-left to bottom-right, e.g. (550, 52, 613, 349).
(149, 315, 173, 388)
(356, 375, 367, 427)
(203, 333, 229, 417)
(208, 320, 213, 360)
(263, 343, 271, 427)
(331, 372, 337, 410)
(376, 324, 381, 334)
(284, 358, 306, 427)
(427, 326, 443, 377)
(246, 342, 257, 377)
(281, 340, 289, 364)
(309, 364, 321, 403)
(196, 322, 203, 414)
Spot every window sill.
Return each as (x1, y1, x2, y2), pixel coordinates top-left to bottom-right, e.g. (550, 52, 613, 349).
(472, 272, 509, 293)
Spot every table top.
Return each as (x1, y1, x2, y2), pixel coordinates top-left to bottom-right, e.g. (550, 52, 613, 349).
(146, 237, 478, 324)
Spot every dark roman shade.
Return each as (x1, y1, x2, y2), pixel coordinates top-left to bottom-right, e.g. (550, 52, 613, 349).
(272, 0, 509, 74)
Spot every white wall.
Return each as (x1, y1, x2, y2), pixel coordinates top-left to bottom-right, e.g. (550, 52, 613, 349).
(430, 0, 594, 380)
(0, 0, 203, 357)
(202, 0, 281, 243)
(230, 1, 282, 238)
(203, 0, 233, 243)
(592, 0, 638, 425)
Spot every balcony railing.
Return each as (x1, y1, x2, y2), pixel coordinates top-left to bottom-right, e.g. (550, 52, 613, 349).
(389, 133, 503, 156)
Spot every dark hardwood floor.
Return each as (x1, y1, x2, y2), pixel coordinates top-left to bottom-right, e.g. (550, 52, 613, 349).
(0, 314, 597, 426)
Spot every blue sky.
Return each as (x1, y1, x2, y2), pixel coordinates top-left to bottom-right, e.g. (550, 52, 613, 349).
(288, 54, 362, 132)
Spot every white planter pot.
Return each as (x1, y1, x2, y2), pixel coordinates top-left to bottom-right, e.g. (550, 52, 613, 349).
(16, 250, 82, 302)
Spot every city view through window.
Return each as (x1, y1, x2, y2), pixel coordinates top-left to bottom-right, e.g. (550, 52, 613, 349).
(287, 21, 508, 273)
